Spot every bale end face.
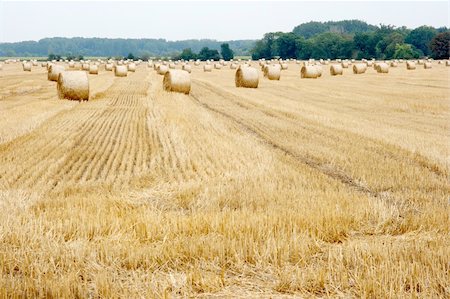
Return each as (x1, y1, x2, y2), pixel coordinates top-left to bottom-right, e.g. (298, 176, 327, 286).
(235, 67, 259, 88)
(163, 70, 191, 94)
(57, 71, 89, 101)
(114, 65, 128, 77)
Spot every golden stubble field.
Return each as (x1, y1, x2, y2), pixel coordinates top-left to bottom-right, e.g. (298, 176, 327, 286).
(0, 61, 449, 298)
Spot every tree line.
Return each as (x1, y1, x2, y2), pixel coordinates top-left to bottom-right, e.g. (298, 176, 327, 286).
(251, 20, 450, 60)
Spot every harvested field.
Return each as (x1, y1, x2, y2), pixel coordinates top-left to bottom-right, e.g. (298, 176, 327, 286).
(0, 61, 449, 298)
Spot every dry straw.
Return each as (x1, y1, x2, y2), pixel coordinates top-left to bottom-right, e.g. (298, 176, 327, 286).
(48, 64, 65, 81)
(57, 71, 89, 101)
(82, 63, 90, 71)
(280, 63, 288, 70)
(235, 66, 259, 88)
(301, 65, 320, 78)
(163, 70, 191, 94)
(68, 62, 75, 68)
(265, 65, 281, 80)
(114, 65, 128, 77)
(203, 65, 212, 72)
(169, 63, 176, 69)
(376, 63, 389, 73)
(424, 62, 432, 69)
(341, 61, 349, 68)
(230, 63, 238, 69)
(105, 64, 113, 71)
(157, 65, 169, 75)
(128, 63, 136, 72)
(182, 64, 192, 73)
(390, 61, 398, 67)
(22, 62, 32, 72)
(89, 65, 99, 75)
(406, 61, 416, 70)
(214, 63, 222, 69)
(353, 63, 367, 74)
(330, 64, 343, 76)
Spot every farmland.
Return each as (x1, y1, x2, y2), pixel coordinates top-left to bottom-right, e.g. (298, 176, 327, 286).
(0, 60, 449, 297)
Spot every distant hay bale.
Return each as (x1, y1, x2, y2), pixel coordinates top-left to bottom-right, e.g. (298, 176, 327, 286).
(330, 64, 343, 76)
(406, 61, 416, 70)
(22, 62, 32, 72)
(57, 71, 89, 101)
(169, 63, 176, 69)
(32, 61, 38, 66)
(68, 61, 75, 68)
(157, 65, 169, 75)
(301, 65, 320, 78)
(341, 61, 349, 68)
(163, 70, 191, 94)
(89, 64, 99, 75)
(203, 65, 212, 72)
(128, 63, 136, 72)
(316, 66, 323, 77)
(366, 61, 373, 67)
(280, 63, 288, 70)
(182, 64, 192, 73)
(214, 63, 222, 69)
(235, 66, 259, 88)
(376, 63, 389, 73)
(424, 62, 432, 69)
(41, 62, 48, 67)
(153, 63, 160, 71)
(230, 63, 238, 69)
(390, 61, 398, 67)
(194, 61, 200, 66)
(81, 63, 90, 71)
(446, 61, 450, 66)
(48, 64, 65, 81)
(265, 65, 281, 80)
(114, 65, 128, 77)
(105, 64, 113, 71)
(352, 63, 367, 74)
(417, 59, 424, 65)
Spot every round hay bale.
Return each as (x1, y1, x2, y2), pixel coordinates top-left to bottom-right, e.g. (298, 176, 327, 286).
(301, 65, 320, 78)
(390, 61, 398, 67)
(417, 59, 424, 65)
(48, 64, 65, 81)
(376, 63, 389, 73)
(230, 63, 238, 69)
(203, 65, 212, 72)
(182, 64, 192, 73)
(105, 63, 113, 71)
(169, 63, 176, 69)
(235, 66, 258, 88)
(265, 65, 281, 80)
(366, 61, 373, 67)
(68, 61, 75, 68)
(157, 65, 169, 75)
(41, 62, 48, 67)
(446, 61, 450, 66)
(32, 61, 38, 66)
(22, 62, 32, 72)
(128, 63, 136, 72)
(424, 62, 432, 69)
(352, 63, 367, 74)
(341, 61, 349, 68)
(214, 63, 222, 69)
(163, 70, 191, 94)
(81, 63, 90, 71)
(406, 61, 416, 70)
(153, 63, 160, 71)
(194, 61, 200, 66)
(280, 63, 288, 70)
(89, 65, 99, 75)
(330, 64, 343, 76)
(114, 65, 128, 77)
(57, 71, 89, 101)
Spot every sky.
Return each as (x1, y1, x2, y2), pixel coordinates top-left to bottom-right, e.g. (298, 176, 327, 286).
(0, 1, 448, 43)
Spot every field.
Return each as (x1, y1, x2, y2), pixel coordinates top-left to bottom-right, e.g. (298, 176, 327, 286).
(0, 61, 449, 297)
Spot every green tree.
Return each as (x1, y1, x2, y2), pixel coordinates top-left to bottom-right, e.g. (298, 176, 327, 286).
(126, 53, 135, 60)
(178, 48, 197, 60)
(405, 26, 437, 56)
(393, 44, 421, 59)
(198, 47, 220, 61)
(220, 43, 234, 61)
(274, 33, 300, 59)
(430, 31, 450, 59)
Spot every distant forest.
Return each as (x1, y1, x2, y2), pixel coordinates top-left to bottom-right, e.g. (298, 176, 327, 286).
(1, 20, 449, 60)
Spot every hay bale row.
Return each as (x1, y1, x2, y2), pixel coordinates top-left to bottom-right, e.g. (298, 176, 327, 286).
(163, 70, 191, 94)
(235, 66, 258, 88)
(330, 64, 343, 76)
(115, 65, 128, 77)
(353, 63, 367, 74)
(57, 71, 89, 101)
(48, 64, 65, 81)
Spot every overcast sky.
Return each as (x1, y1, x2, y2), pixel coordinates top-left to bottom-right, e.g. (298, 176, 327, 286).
(0, 1, 448, 43)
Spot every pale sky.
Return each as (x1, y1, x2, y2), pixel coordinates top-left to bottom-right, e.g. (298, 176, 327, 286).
(0, 1, 448, 43)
